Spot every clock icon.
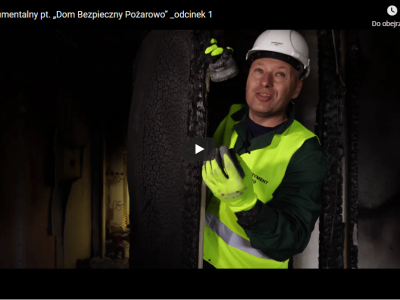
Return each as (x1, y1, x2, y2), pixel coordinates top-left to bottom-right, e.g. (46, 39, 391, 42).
(388, 5, 397, 16)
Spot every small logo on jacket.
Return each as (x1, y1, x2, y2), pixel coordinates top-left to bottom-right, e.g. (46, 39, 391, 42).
(252, 173, 268, 185)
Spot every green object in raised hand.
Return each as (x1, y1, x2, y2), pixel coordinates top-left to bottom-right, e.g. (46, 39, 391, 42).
(205, 38, 224, 56)
(202, 146, 258, 213)
(205, 43, 218, 54)
(211, 47, 223, 56)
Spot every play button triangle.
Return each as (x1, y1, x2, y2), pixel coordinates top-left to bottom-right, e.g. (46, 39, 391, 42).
(195, 144, 204, 154)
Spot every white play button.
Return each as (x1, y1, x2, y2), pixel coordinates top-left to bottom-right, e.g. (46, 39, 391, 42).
(182, 137, 216, 161)
(195, 144, 204, 154)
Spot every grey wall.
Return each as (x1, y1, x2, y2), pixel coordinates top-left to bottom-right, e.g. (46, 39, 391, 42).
(356, 30, 400, 268)
(292, 30, 320, 269)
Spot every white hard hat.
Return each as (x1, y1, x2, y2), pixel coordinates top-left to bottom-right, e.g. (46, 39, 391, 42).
(246, 30, 310, 80)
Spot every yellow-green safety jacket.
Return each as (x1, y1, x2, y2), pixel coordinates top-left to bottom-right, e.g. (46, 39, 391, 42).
(203, 103, 327, 268)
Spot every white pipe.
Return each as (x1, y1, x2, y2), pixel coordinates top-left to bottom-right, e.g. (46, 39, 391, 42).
(198, 180, 206, 269)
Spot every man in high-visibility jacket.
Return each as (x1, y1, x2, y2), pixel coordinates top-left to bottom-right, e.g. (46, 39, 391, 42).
(202, 30, 327, 269)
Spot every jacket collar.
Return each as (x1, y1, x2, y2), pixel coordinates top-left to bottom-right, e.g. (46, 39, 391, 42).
(232, 102, 296, 155)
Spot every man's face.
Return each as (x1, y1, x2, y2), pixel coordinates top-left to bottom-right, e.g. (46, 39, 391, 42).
(245, 57, 303, 120)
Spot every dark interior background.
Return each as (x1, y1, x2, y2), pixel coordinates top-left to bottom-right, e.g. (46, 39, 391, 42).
(0, 29, 399, 268)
